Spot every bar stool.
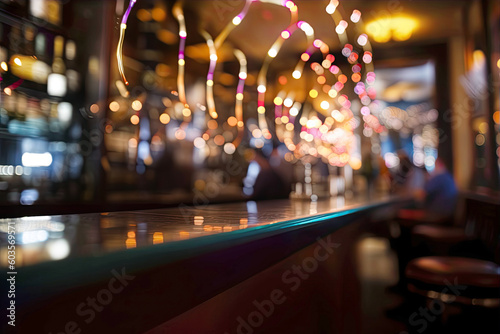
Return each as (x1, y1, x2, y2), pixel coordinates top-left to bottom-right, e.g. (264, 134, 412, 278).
(388, 208, 456, 290)
(406, 256, 500, 307)
(404, 196, 500, 331)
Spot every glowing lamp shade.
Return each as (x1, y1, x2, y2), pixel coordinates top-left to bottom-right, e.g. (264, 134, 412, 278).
(47, 73, 67, 97)
(366, 16, 418, 43)
(392, 17, 418, 41)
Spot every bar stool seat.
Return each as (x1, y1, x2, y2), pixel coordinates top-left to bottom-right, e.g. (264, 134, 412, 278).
(406, 256, 500, 307)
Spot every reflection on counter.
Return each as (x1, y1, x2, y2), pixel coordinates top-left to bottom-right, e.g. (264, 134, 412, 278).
(0, 194, 381, 267)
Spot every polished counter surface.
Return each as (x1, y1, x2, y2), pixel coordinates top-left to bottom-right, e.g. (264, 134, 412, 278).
(1, 195, 396, 268)
(5, 195, 408, 334)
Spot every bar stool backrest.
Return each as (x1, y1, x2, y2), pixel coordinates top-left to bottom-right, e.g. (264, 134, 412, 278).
(462, 195, 500, 264)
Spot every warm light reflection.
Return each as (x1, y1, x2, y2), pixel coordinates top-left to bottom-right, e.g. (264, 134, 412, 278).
(126, 230, 136, 248)
(194, 216, 204, 225)
(153, 232, 164, 244)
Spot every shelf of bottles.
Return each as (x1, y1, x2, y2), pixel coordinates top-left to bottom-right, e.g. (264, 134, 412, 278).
(0, 0, 84, 204)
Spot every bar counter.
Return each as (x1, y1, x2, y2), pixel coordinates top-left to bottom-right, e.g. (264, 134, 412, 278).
(2, 195, 410, 334)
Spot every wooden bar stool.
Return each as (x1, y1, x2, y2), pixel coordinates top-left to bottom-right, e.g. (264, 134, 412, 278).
(406, 256, 500, 307)
(404, 195, 500, 331)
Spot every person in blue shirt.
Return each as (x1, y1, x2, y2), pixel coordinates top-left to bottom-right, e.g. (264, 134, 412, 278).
(421, 157, 458, 220)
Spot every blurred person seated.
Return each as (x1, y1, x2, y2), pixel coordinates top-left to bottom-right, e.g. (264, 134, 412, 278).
(388, 157, 458, 293)
(392, 151, 426, 197)
(243, 149, 291, 200)
(399, 157, 458, 223)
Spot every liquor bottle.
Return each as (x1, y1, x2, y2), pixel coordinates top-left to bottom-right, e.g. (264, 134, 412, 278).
(34, 32, 48, 62)
(47, 35, 67, 96)
(9, 54, 51, 84)
(23, 24, 36, 56)
(30, 0, 62, 26)
(0, 46, 7, 66)
(8, 26, 22, 55)
(1, 88, 14, 128)
(22, 97, 47, 137)
(7, 25, 51, 84)
(46, 0, 62, 26)
(3, 90, 16, 118)
(65, 39, 80, 93)
(16, 93, 27, 121)
(48, 100, 60, 133)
